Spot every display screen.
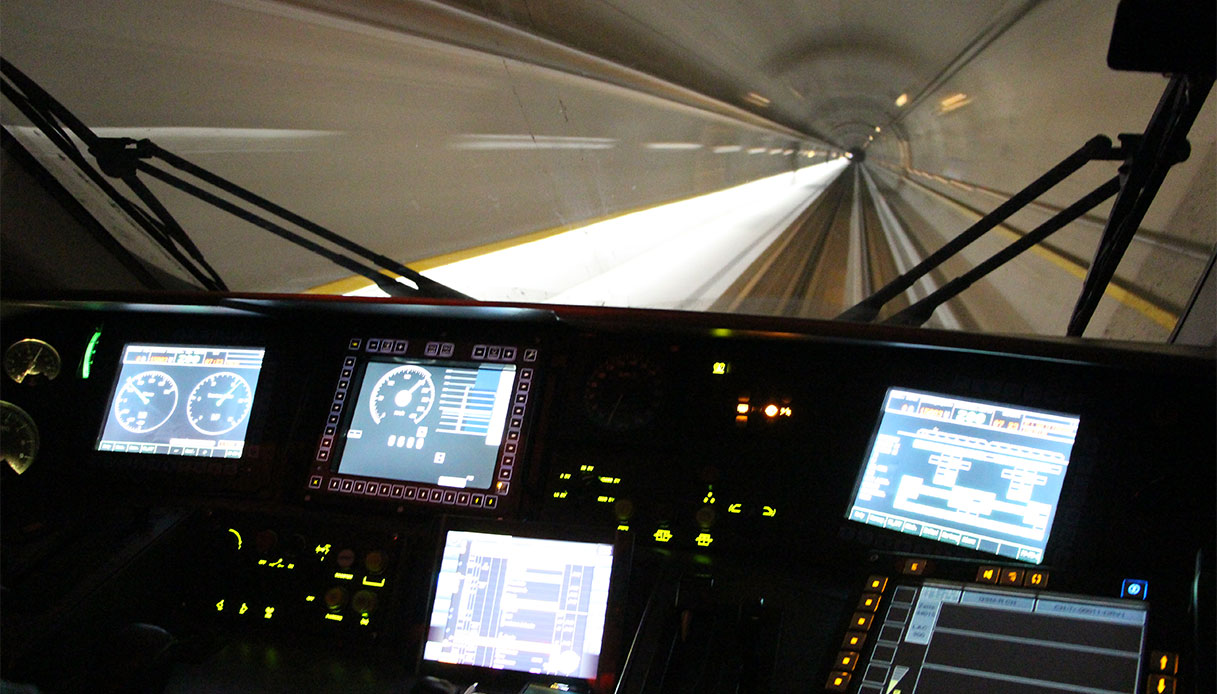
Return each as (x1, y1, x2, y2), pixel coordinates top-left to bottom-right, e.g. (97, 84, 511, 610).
(854, 580, 1146, 693)
(847, 388, 1080, 564)
(424, 530, 615, 679)
(335, 359, 517, 489)
(97, 344, 265, 458)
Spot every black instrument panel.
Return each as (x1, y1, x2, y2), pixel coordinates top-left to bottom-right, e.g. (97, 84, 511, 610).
(0, 295, 1212, 694)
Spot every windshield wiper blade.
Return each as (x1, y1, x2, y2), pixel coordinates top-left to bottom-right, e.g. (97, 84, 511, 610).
(1, 58, 470, 300)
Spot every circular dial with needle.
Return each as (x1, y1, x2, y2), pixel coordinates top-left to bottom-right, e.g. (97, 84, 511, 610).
(4, 339, 61, 384)
(113, 370, 178, 433)
(1, 401, 39, 475)
(187, 371, 254, 435)
(583, 354, 664, 430)
(368, 364, 435, 425)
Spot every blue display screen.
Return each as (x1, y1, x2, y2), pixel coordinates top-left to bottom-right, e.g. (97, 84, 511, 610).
(97, 344, 265, 458)
(335, 359, 516, 489)
(847, 388, 1080, 564)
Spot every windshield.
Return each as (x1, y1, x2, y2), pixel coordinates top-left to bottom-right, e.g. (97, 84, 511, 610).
(2, 0, 1214, 342)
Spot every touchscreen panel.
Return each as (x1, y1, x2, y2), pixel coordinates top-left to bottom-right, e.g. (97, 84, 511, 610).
(424, 529, 614, 679)
(847, 388, 1080, 563)
(97, 344, 265, 458)
(335, 359, 516, 489)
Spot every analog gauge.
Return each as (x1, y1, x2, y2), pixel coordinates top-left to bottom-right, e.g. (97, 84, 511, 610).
(187, 371, 254, 435)
(1, 401, 39, 475)
(113, 370, 178, 433)
(369, 365, 435, 425)
(4, 338, 61, 384)
(583, 354, 664, 430)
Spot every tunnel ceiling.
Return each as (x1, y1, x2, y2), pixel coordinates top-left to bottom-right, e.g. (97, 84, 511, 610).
(439, 0, 1044, 149)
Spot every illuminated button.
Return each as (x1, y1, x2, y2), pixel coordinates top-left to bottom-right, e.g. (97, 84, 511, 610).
(1121, 579, 1149, 600)
(1024, 570, 1049, 588)
(850, 613, 874, 631)
(763, 404, 779, 418)
(323, 587, 349, 611)
(976, 566, 1000, 584)
(351, 590, 378, 616)
(841, 631, 867, 650)
(364, 551, 386, 575)
(694, 532, 713, 547)
(1150, 652, 1178, 675)
(735, 403, 750, 415)
(824, 671, 851, 692)
(761, 505, 777, 518)
(1000, 568, 1025, 586)
(865, 575, 888, 593)
(653, 529, 673, 543)
(1147, 674, 1176, 694)
(856, 593, 881, 612)
(712, 362, 728, 375)
(902, 558, 926, 575)
(727, 503, 743, 514)
(834, 651, 860, 672)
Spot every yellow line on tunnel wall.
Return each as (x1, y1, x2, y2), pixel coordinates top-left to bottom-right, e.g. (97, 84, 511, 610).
(887, 166, 1178, 333)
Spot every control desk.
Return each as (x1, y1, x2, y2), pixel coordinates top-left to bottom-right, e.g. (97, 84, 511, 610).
(1, 294, 1212, 694)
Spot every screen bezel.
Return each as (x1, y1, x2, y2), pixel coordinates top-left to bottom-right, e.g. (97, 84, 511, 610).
(93, 341, 271, 470)
(845, 386, 1081, 565)
(417, 517, 630, 693)
(306, 337, 541, 513)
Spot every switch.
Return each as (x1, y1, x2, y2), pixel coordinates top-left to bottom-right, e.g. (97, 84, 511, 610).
(1024, 570, 1050, 588)
(1146, 674, 1176, 694)
(976, 566, 999, 584)
(1150, 651, 1178, 675)
(1121, 579, 1149, 600)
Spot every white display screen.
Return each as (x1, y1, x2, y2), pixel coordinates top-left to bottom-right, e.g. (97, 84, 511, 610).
(847, 388, 1080, 564)
(424, 530, 615, 679)
(97, 344, 265, 458)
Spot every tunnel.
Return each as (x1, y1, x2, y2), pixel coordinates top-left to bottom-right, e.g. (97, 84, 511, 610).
(1, 0, 1213, 341)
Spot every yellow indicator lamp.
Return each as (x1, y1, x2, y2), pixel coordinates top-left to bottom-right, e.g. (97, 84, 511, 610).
(735, 403, 750, 415)
(616, 524, 630, 532)
(258, 559, 267, 566)
(762, 506, 777, 517)
(712, 362, 729, 375)
(264, 607, 275, 620)
(598, 476, 621, 484)
(228, 529, 243, 551)
(215, 600, 225, 612)
(315, 543, 331, 558)
(580, 464, 595, 472)
(334, 572, 354, 581)
(238, 603, 249, 615)
(362, 577, 386, 588)
(653, 529, 673, 543)
(596, 495, 615, 503)
(360, 616, 371, 626)
(779, 406, 792, 417)
(559, 472, 571, 480)
(305, 595, 316, 602)
(727, 503, 743, 514)
(324, 613, 343, 622)
(553, 491, 568, 499)
(695, 533, 713, 547)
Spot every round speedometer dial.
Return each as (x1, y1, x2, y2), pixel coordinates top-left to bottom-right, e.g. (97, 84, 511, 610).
(368, 365, 435, 425)
(187, 371, 254, 435)
(1, 401, 39, 475)
(114, 370, 178, 433)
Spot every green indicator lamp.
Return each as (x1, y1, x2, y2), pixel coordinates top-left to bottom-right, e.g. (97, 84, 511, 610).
(80, 328, 102, 379)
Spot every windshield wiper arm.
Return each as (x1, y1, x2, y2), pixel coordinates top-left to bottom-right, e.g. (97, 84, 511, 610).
(1, 58, 469, 300)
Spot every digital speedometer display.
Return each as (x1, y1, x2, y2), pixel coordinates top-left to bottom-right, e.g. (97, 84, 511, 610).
(97, 344, 265, 458)
(334, 359, 517, 489)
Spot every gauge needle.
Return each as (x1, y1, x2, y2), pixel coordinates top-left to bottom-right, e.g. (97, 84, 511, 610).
(15, 347, 43, 383)
(127, 382, 152, 405)
(208, 382, 240, 404)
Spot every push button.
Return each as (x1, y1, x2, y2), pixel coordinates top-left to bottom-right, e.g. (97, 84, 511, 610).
(834, 651, 860, 672)
(824, 671, 851, 692)
(1024, 569, 1050, 588)
(1150, 651, 1178, 675)
(1146, 674, 1176, 693)
(857, 593, 882, 612)
(864, 575, 888, 593)
(902, 558, 926, 575)
(976, 566, 1000, 584)
(1000, 568, 1025, 586)
(841, 631, 867, 650)
(849, 613, 874, 631)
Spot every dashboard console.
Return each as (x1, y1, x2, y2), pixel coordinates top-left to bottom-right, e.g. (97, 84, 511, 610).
(0, 294, 1212, 694)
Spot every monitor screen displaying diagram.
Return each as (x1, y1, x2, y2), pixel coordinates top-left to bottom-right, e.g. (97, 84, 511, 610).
(847, 388, 1080, 564)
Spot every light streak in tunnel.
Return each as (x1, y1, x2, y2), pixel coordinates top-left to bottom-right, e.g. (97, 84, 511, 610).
(346, 161, 850, 311)
(712, 145, 743, 154)
(938, 93, 972, 114)
(645, 142, 703, 150)
(743, 92, 771, 107)
(895, 93, 909, 107)
(451, 134, 616, 150)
